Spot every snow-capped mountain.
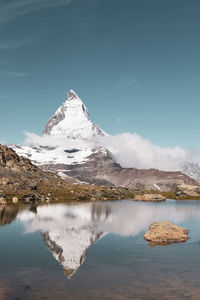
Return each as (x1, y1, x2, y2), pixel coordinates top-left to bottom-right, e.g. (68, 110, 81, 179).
(11, 89, 200, 189)
(43, 89, 106, 139)
(12, 90, 107, 175)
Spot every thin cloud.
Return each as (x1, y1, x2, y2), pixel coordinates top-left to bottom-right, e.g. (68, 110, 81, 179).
(0, 0, 71, 25)
(0, 69, 28, 77)
(0, 36, 43, 50)
(115, 78, 142, 88)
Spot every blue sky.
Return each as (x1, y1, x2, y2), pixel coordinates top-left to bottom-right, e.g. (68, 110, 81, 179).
(0, 0, 200, 150)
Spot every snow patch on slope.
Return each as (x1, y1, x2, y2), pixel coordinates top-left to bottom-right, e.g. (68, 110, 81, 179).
(13, 144, 95, 165)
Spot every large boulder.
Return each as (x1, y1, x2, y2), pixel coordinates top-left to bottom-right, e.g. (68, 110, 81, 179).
(144, 221, 189, 246)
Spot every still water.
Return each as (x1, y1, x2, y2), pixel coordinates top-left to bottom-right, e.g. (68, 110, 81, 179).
(1, 199, 200, 300)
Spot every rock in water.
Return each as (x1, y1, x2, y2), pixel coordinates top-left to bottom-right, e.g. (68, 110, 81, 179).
(144, 221, 189, 246)
(133, 194, 166, 202)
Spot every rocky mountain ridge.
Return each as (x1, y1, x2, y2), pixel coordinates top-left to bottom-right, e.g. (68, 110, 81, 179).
(0, 144, 139, 202)
(0, 144, 63, 198)
(40, 148, 198, 191)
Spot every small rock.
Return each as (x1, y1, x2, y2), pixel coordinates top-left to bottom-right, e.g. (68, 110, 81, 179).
(40, 196, 46, 203)
(22, 194, 37, 203)
(134, 194, 166, 202)
(12, 196, 19, 204)
(176, 190, 183, 197)
(144, 221, 189, 246)
(94, 191, 102, 197)
(30, 183, 38, 191)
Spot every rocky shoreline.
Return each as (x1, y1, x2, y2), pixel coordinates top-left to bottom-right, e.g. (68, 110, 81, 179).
(2, 187, 200, 206)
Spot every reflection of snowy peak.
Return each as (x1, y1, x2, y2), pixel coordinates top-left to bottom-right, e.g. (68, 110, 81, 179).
(43, 90, 106, 139)
(17, 203, 111, 278)
(40, 203, 110, 278)
(42, 228, 102, 279)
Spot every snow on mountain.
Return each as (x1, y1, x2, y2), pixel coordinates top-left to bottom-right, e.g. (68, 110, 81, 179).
(13, 144, 96, 166)
(182, 162, 200, 183)
(12, 90, 107, 169)
(43, 89, 106, 139)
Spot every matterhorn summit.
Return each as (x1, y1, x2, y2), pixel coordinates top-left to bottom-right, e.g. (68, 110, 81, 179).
(12, 89, 108, 175)
(43, 89, 106, 140)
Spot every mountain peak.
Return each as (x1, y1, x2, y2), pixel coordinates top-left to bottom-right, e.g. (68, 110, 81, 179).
(67, 89, 79, 101)
(43, 90, 106, 139)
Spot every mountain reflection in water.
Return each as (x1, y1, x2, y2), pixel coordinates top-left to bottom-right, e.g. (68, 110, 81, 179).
(6, 200, 197, 279)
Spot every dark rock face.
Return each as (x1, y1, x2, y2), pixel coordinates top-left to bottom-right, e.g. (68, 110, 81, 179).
(0, 144, 37, 173)
(40, 150, 199, 192)
(0, 144, 63, 199)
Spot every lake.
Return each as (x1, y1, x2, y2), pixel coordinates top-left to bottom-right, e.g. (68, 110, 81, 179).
(1, 199, 200, 300)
